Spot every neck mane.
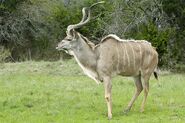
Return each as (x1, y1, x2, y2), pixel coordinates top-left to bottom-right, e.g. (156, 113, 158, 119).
(80, 35, 97, 49)
(101, 34, 151, 45)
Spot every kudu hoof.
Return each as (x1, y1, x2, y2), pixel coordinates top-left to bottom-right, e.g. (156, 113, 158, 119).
(140, 109, 144, 113)
(108, 115, 112, 120)
(123, 109, 130, 115)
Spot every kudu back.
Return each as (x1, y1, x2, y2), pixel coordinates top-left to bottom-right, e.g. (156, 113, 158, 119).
(56, 1, 158, 120)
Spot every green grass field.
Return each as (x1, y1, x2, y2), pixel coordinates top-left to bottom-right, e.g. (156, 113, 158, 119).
(0, 60, 185, 123)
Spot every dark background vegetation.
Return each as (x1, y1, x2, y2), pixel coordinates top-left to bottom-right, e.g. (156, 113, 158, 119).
(0, 0, 185, 71)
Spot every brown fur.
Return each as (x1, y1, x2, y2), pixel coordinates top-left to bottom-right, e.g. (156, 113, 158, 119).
(56, 2, 158, 119)
(57, 33, 158, 119)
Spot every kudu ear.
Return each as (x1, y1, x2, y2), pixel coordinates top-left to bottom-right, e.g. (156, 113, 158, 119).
(72, 30, 79, 39)
(66, 29, 79, 39)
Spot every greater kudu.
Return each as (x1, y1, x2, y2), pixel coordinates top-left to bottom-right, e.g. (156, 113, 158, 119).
(56, 1, 158, 119)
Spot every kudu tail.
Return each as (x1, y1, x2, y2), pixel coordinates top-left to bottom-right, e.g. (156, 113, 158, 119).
(154, 71, 158, 80)
(153, 67, 162, 87)
(153, 68, 158, 80)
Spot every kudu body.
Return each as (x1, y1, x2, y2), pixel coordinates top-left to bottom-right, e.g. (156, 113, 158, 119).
(56, 1, 158, 119)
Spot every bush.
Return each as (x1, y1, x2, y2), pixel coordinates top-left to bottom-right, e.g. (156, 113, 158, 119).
(0, 46, 11, 63)
(0, 0, 185, 71)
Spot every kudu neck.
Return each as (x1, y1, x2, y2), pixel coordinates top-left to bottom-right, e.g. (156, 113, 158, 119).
(72, 36, 98, 69)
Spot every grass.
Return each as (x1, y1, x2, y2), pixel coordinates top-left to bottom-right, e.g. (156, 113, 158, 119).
(0, 60, 185, 123)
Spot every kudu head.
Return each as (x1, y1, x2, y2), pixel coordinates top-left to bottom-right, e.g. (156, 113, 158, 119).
(56, 1, 105, 54)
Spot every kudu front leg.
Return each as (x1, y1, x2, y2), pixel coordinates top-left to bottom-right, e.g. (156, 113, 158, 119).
(103, 76, 112, 120)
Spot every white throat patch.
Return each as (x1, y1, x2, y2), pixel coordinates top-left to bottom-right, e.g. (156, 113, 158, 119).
(70, 51, 101, 84)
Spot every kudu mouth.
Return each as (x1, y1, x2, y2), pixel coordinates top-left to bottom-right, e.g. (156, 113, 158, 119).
(56, 45, 62, 50)
(56, 46, 60, 50)
(56, 45, 68, 51)
(56, 43, 65, 50)
(56, 41, 70, 51)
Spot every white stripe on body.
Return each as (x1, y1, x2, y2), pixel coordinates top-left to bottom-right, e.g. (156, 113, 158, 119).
(125, 43, 130, 67)
(137, 43, 142, 70)
(120, 43, 126, 67)
(116, 42, 120, 73)
(128, 43, 135, 70)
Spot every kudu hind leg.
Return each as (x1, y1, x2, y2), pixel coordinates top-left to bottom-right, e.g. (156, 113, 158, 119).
(103, 76, 112, 119)
(140, 75, 150, 112)
(124, 75, 143, 113)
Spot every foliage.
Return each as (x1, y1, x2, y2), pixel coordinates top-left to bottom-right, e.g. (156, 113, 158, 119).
(0, 0, 62, 60)
(0, 0, 185, 69)
(130, 22, 174, 66)
(161, 0, 185, 68)
(0, 46, 11, 63)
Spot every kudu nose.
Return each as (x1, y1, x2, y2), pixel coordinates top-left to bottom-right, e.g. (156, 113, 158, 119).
(56, 44, 60, 50)
(56, 41, 65, 50)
